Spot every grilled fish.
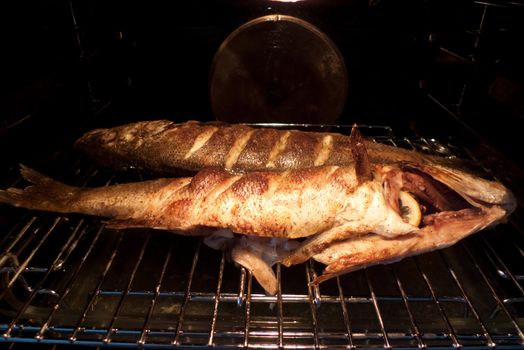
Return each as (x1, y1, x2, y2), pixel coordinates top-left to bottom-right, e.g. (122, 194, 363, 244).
(75, 120, 461, 174)
(1, 127, 516, 294)
(0, 164, 418, 239)
(0, 152, 515, 294)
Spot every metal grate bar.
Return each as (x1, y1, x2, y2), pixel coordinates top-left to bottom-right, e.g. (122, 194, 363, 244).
(70, 232, 125, 342)
(413, 256, 461, 347)
(305, 261, 320, 348)
(401, 137, 417, 151)
(438, 250, 495, 347)
(11, 218, 54, 260)
(336, 276, 355, 349)
(0, 217, 63, 303)
(102, 233, 152, 343)
(389, 266, 425, 348)
(207, 250, 226, 346)
(138, 241, 173, 345)
(276, 264, 284, 349)
(0, 217, 38, 266)
(35, 224, 105, 340)
(89, 290, 478, 304)
(242, 271, 253, 348)
(365, 270, 391, 349)
(307, 260, 321, 306)
(172, 239, 202, 346)
(461, 241, 524, 341)
(2, 219, 88, 338)
(237, 267, 247, 307)
(480, 233, 524, 295)
(4, 324, 522, 342)
(474, 3, 489, 49)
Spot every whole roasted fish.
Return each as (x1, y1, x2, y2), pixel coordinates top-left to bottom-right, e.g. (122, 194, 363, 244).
(75, 120, 460, 174)
(0, 141, 515, 293)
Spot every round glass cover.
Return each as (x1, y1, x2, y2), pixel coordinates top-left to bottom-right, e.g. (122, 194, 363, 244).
(210, 14, 347, 124)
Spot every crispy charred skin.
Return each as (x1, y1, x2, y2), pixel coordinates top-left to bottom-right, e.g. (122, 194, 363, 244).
(75, 120, 460, 173)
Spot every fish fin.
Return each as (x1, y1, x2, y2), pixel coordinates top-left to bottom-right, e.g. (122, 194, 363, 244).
(312, 250, 403, 285)
(19, 164, 55, 185)
(312, 263, 369, 285)
(349, 124, 373, 184)
(0, 166, 80, 213)
(0, 188, 26, 207)
(231, 241, 278, 295)
(312, 269, 350, 285)
(281, 224, 358, 267)
(105, 219, 196, 233)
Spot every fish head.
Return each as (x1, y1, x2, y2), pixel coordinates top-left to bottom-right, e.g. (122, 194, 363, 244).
(377, 162, 516, 237)
(336, 178, 420, 237)
(401, 163, 516, 213)
(310, 163, 515, 285)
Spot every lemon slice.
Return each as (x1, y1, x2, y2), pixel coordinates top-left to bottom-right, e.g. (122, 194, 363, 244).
(399, 191, 422, 227)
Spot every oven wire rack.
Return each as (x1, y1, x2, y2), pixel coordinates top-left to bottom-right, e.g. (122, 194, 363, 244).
(0, 125, 522, 349)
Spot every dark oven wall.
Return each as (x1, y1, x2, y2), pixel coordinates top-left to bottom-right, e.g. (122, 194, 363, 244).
(0, 1, 455, 152)
(1, 0, 523, 179)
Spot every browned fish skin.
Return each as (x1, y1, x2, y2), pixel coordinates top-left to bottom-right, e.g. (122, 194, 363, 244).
(75, 120, 456, 173)
(0, 165, 365, 238)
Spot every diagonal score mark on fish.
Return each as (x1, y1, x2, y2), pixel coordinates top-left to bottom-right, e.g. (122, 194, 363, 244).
(0, 127, 516, 295)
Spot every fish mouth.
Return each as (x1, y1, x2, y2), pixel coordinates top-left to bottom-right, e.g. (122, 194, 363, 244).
(312, 204, 508, 285)
(382, 162, 516, 230)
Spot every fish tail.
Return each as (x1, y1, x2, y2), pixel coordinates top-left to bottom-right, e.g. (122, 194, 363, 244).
(0, 165, 81, 213)
(19, 164, 55, 184)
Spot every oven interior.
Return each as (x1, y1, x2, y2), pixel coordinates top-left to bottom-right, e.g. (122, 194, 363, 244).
(1, 0, 523, 348)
